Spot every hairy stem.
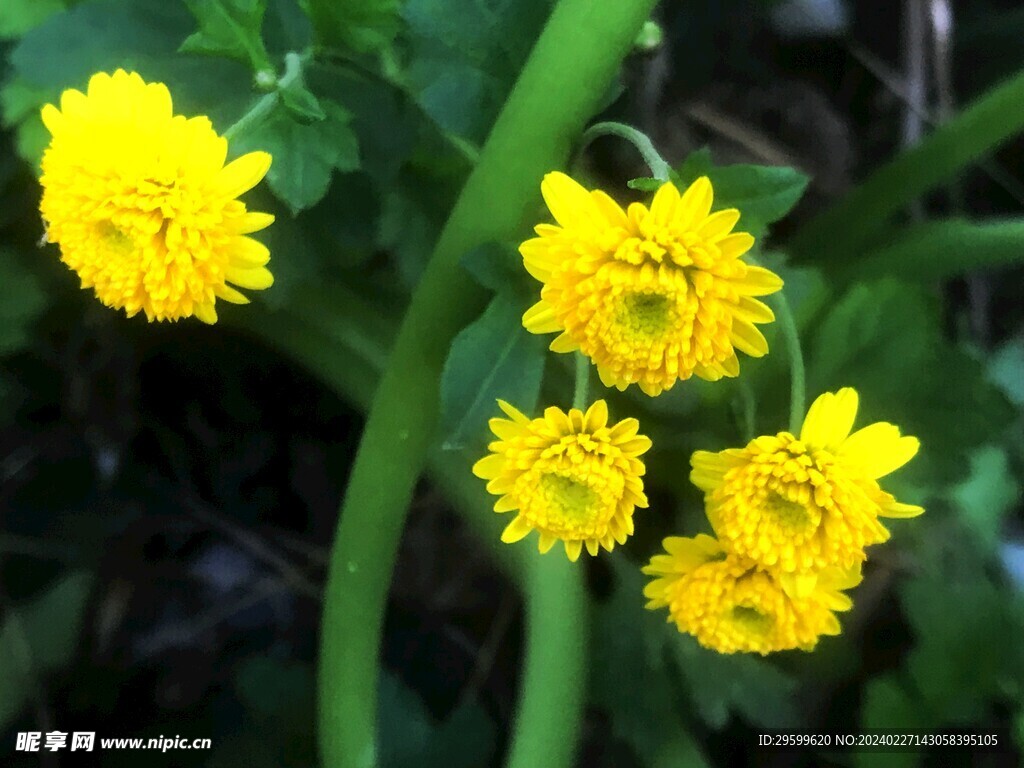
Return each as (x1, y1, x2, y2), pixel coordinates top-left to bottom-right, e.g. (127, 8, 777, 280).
(580, 121, 672, 181)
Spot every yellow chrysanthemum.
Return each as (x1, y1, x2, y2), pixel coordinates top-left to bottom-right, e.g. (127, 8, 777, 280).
(519, 172, 783, 396)
(40, 70, 274, 323)
(643, 534, 861, 654)
(472, 399, 651, 561)
(691, 388, 923, 573)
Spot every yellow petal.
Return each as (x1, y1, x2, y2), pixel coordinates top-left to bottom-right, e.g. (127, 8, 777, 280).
(472, 454, 506, 479)
(540, 172, 599, 231)
(215, 151, 272, 198)
(225, 266, 274, 290)
(549, 332, 579, 353)
(193, 302, 218, 324)
(838, 422, 919, 478)
(729, 319, 768, 357)
(523, 300, 561, 334)
(584, 399, 609, 431)
(501, 516, 533, 544)
(881, 501, 925, 518)
(800, 388, 859, 451)
(732, 265, 783, 296)
(676, 176, 713, 229)
(214, 284, 250, 304)
(699, 208, 740, 239)
(649, 181, 681, 226)
(235, 212, 275, 235)
(564, 540, 583, 561)
(717, 232, 755, 259)
(497, 399, 529, 423)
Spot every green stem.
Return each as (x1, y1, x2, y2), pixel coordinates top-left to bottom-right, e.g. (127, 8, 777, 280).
(223, 51, 306, 140)
(572, 353, 590, 410)
(786, 67, 1024, 264)
(315, 2, 660, 767)
(770, 290, 806, 433)
(580, 121, 672, 181)
(504, 554, 587, 768)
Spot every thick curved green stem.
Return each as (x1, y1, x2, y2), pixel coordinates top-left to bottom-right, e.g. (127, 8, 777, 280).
(504, 553, 587, 768)
(316, 2, 661, 767)
(573, 353, 590, 410)
(786, 68, 1024, 264)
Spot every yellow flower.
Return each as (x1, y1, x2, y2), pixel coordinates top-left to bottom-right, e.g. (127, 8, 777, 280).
(472, 399, 651, 561)
(40, 70, 274, 323)
(519, 172, 783, 396)
(643, 534, 861, 654)
(691, 388, 923, 573)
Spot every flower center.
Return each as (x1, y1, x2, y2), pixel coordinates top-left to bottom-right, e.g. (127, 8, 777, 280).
(540, 472, 599, 521)
(95, 219, 137, 258)
(617, 291, 673, 337)
(729, 604, 775, 635)
(763, 490, 813, 533)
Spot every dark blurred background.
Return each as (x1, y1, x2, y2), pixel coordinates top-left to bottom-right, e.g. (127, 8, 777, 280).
(2, 0, 1024, 766)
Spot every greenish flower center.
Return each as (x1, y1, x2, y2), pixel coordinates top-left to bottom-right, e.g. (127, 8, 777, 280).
(730, 604, 774, 634)
(764, 491, 812, 532)
(620, 291, 672, 336)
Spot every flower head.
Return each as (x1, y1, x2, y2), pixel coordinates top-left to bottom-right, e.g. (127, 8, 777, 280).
(691, 388, 922, 573)
(40, 70, 274, 323)
(472, 399, 651, 561)
(643, 534, 860, 654)
(519, 172, 783, 396)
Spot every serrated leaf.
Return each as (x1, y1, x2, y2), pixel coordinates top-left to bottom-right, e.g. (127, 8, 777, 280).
(856, 676, 925, 768)
(807, 278, 1013, 486)
(900, 544, 1024, 725)
(378, 672, 495, 768)
(591, 557, 696, 764)
(951, 446, 1019, 551)
(673, 148, 809, 235)
(302, 0, 400, 53)
(401, 0, 552, 143)
(988, 338, 1024, 407)
(0, 572, 93, 730)
(11, 0, 195, 88)
(0, 251, 49, 355)
(279, 79, 325, 122)
(439, 293, 546, 451)
(232, 101, 359, 214)
(0, 0, 66, 40)
(671, 634, 799, 729)
(181, 0, 272, 72)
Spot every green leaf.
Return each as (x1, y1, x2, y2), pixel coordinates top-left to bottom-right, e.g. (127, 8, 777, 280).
(590, 557, 696, 764)
(0, 251, 49, 356)
(837, 218, 1024, 283)
(673, 148, 809, 235)
(950, 446, 1019, 551)
(401, 0, 553, 142)
(439, 292, 546, 451)
(459, 241, 532, 296)
(301, 0, 400, 53)
(181, 0, 272, 71)
(670, 634, 799, 730)
(900, 543, 1024, 725)
(232, 100, 360, 214)
(378, 672, 495, 768)
(278, 78, 325, 122)
(631, 148, 808, 234)
(807, 278, 1013, 485)
(855, 676, 925, 768)
(0, 0, 66, 40)
(0, 572, 94, 730)
(988, 338, 1024, 407)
